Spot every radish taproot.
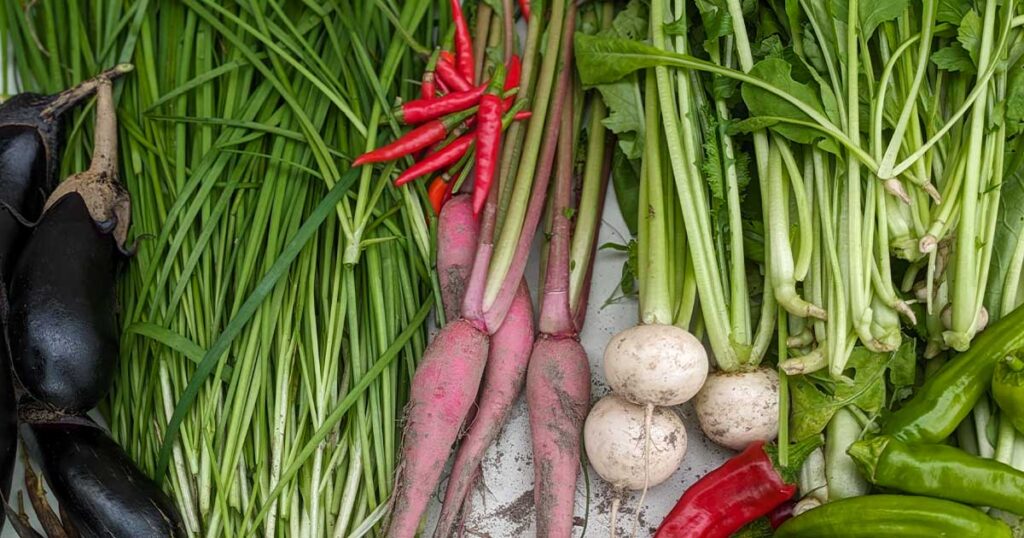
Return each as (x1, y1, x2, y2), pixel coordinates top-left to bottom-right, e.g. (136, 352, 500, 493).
(434, 280, 534, 537)
(436, 194, 479, 322)
(695, 368, 780, 451)
(7, 78, 129, 414)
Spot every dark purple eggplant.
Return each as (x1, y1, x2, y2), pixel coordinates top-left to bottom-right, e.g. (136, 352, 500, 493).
(0, 64, 132, 274)
(7, 78, 130, 414)
(20, 417, 184, 538)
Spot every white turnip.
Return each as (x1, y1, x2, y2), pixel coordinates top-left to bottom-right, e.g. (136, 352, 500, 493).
(695, 368, 780, 451)
(603, 324, 708, 407)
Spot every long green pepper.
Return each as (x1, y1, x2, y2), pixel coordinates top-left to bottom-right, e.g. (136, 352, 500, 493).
(775, 495, 1012, 538)
(849, 436, 1024, 516)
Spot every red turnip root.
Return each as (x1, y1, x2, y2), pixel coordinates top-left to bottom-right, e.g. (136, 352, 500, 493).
(695, 368, 780, 450)
(384, 320, 489, 538)
(437, 195, 479, 322)
(527, 336, 591, 537)
(434, 280, 534, 537)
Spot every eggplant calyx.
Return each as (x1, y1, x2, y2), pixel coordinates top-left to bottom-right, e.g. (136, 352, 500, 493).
(43, 79, 130, 249)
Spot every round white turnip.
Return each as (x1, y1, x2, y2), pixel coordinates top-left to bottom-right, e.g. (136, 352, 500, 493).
(695, 368, 780, 450)
(603, 324, 708, 407)
(583, 393, 687, 490)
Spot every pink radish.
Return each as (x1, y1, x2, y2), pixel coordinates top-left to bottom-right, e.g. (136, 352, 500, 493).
(384, 320, 488, 537)
(434, 280, 535, 537)
(527, 336, 591, 537)
(437, 195, 479, 321)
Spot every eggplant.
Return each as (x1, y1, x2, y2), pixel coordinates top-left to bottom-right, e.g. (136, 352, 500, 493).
(7, 76, 131, 413)
(21, 417, 184, 537)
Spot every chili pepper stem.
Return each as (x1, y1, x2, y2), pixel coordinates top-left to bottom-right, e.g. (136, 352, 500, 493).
(1006, 356, 1024, 372)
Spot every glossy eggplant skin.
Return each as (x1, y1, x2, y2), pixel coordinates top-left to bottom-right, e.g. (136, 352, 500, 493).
(21, 418, 185, 538)
(7, 193, 119, 413)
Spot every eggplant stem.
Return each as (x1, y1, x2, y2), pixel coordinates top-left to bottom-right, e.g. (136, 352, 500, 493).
(41, 64, 133, 120)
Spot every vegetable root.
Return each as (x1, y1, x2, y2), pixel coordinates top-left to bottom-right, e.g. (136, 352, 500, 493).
(386, 320, 489, 538)
(437, 195, 479, 321)
(695, 369, 780, 450)
(434, 281, 534, 537)
(526, 336, 591, 538)
(603, 324, 708, 407)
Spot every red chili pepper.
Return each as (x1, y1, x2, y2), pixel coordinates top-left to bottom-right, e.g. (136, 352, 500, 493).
(394, 135, 473, 186)
(655, 439, 820, 538)
(768, 500, 795, 529)
(449, 0, 475, 83)
(471, 64, 506, 216)
(503, 55, 522, 109)
(428, 176, 449, 214)
(354, 107, 476, 166)
(518, 0, 531, 20)
(396, 85, 487, 125)
(513, 111, 532, 121)
(437, 51, 473, 93)
(421, 50, 441, 100)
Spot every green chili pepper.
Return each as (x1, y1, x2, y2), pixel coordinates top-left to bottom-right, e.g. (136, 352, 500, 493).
(881, 304, 1024, 444)
(774, 495, 1013, 538)
(993, 354, 1024, 434)
(848, 436, 1024, 515)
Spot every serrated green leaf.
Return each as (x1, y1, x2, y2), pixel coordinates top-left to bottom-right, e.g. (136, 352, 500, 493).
(610, 0, 648, 40)
(937, 0, 970, 25)
(595, 76, 645, 160)
(726, 116, 784, 135)
(695, 0, 734, 41)
(859, 0, 909, 38)
(931, 42, 977, 73)
(741, 58, 827, 144)
(958, 9, 982, 66)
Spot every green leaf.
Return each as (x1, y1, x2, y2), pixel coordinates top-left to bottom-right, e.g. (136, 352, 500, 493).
(595, 76, 645, 159)
(609, 0, 648, 40)
(984, 168, 1024, 318)
(859, 0, 909, 38)
(694, 0, 733, 42)
(792, 377, 840, 439)
(1006, 61, 1024, 122)
(931, 43, 977, 73)
(612, 146, 641, 236)
(937, 0, 970, 25)
(741, 57, 827, 144)
(726, 116, 784, 135)
(958, 10, 982, 66)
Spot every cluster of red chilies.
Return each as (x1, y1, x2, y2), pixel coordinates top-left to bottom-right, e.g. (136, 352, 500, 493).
(352, 0, 530, 216)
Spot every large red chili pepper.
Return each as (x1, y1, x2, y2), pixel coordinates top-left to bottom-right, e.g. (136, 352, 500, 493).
(471, 64, 506, 215)
(353, 107, 476, 166)
(518, 0, 531, 20)
(428, 176, 450, 214)
(396, 85, 486, 125)
(655, 439, 820, 538)
(449, 0, 475, 83)
(437, 51, 473, 93)
(503, 55, 522, 109)
(394, 135, 474, 186)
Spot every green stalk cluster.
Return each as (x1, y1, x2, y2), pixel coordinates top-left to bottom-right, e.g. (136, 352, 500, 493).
(3, 1, 445, 536)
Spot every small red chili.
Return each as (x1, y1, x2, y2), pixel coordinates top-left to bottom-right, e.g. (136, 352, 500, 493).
(449, 0, 475, 83)
(518, 0, 531, 20)
(394, 135, 474, 186)
(503, 55, 522, 109)
(471, 64, 506, 216)
(354, 106, 476, 166)
(437, 51, 473, 93)
(655, 439, 820, 538)
(421, 50, 441, 100)
(396, 85, 486, 125)
(428, 176, 449, 214)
